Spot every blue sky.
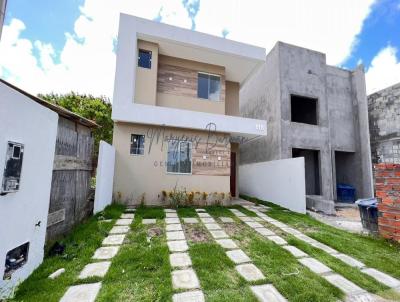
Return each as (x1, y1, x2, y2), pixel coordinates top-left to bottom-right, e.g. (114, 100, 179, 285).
(343, 0, 400, 69)
(0, 0, 399, 96)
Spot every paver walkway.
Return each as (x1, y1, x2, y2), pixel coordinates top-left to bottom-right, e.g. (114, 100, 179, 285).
(165, 209, 205, 302)
(229, 208, 382, 302)
(242, 204, 400, 296)
(59, 209, 134, 302)
(195, 209, 287, 301)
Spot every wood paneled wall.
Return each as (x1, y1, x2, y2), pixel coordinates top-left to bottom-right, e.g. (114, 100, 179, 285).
(192, 142, 230, 176)
(157, 55, 225, 101)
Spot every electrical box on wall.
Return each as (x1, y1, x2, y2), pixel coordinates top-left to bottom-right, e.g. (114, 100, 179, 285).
(1, 142, 24, 193)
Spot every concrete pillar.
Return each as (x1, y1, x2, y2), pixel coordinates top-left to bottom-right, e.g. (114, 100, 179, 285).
(351, 65, 374, 198)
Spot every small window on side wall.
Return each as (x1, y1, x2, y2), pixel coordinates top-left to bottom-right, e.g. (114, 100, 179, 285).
(197, 72, 221, 101)
(130, 134, 145, 155)
(138, 49, 152, 69)
(2, 142, 24, 193)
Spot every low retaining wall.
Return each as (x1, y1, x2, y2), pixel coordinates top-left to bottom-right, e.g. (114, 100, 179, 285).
(94, 141, 115, 214)
(375, 163, 400, 242)
(239, 158, 306, 213)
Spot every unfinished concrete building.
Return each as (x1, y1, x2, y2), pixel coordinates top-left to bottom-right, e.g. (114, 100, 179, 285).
(240, 42, 374, 213)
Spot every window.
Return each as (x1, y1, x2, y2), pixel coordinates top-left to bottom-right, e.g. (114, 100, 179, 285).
(138, 49, 152, 69)
(130, 134, 145, 155)
(167, 141, 192, 174)
(291, 94, 318, 125)
(2, 142, 24, 193)
(197, 72, 221, 101)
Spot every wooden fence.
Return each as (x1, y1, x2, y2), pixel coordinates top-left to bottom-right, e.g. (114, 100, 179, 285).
(46, 117, 94, 241)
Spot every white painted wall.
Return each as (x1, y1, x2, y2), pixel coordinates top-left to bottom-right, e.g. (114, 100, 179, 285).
(112, 14, 267, 139)
(0, 82, 58, 298)
(239, 158, 306, 213)
(94, 141, 115, 214)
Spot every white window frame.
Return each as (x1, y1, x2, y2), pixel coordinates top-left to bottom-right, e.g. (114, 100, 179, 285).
(166, 140, 192, 175)
(197, 72, 221, 101)
(130, 134, 145, 156)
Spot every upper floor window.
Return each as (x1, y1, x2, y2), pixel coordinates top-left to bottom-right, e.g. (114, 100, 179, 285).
(138, 49, 152, 69)
(197, 72, 221, 101)
(291, 94, 318, 125)
(130, 134, 145, 155)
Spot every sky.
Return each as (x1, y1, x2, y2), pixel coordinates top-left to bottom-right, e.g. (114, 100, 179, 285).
(0, 0, 399, 99)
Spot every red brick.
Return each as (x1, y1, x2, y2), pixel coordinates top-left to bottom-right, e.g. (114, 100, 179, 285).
(387, 178, 400, 184)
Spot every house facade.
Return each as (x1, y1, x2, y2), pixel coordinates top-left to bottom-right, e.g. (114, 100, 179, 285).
(111, 14, 267, 205)
(240, 42, 374, 213)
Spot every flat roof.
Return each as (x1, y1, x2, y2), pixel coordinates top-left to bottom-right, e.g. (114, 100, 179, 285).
(0, 79, 99, 128)
(120, 14, 266, 84)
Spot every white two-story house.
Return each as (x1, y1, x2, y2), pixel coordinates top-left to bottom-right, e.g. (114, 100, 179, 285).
(111, 14, 267, 205)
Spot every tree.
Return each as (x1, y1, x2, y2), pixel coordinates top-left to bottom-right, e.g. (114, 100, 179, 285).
(39, 92, 113, 158)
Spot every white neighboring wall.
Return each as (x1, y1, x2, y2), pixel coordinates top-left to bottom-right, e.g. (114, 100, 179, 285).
(239, 158, 306, 213)
(94, 141, 115, 214)
(0, 82, 58, 298)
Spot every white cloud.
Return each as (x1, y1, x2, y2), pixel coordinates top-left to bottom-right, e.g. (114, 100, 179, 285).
(0, 0, 192, 97)
(195, 0, 374, 65)
(366, 45, 400, 94)
(0, 0, 376, 98)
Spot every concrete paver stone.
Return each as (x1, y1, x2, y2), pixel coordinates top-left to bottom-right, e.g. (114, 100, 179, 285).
(235, 264, 265, 281)
(79, 262, 111, 279)
(172, 290, 205, 302)
(251, 284, 288, 302)
(167, 240, 189, 252)
(60, 283, 102, 302)
(226, 249, 251, 264)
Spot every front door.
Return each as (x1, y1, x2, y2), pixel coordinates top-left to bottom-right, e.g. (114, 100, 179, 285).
(230, 152, 236, 197)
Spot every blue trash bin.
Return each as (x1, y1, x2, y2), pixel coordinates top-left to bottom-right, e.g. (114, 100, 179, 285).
(356, 198, 378, 234)
(337, 183, 356, 203)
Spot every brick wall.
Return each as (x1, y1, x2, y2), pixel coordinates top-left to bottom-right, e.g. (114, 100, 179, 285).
(375, 163, 400, 242)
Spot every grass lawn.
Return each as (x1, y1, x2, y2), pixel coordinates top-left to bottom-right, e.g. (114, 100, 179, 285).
(241, 195, 400, 300)
(204, 207, 343, 302)
(8, 201, 400, 302)
(9, 204, 125, 302)
(96, 207, 172, 301)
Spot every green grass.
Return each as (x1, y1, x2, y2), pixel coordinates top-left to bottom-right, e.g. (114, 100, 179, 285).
(206, 209, 343, 301)
(241, 195, 400, 280)
(176, 207, 197, 217)
(11, 201, 400, 302)
(96, 217, 172, 301)
(9, 204, 125, 302)
(189, 243, 257, 301)
(286, 236, 400, 300)
(134, 207, 165, 219)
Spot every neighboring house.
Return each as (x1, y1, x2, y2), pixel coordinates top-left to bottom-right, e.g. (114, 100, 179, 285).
(240, 42, 374, 213)
(368, 82, 400, 243)
(368, 82, 400, 164)
(0, 80, 58, 298)
(0, 80, 98, 243)
(0, 0, 6, 39)
(111, 14, 267, 205)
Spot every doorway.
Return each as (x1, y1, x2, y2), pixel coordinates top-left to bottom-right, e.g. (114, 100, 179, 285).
(230, 152, 236, 197)
(292, 148, 321, 195)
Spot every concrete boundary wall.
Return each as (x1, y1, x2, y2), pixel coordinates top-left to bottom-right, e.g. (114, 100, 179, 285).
(239, 157, 306, 213)
(94, 141, 115, 214)
(0, 82, 58, 298)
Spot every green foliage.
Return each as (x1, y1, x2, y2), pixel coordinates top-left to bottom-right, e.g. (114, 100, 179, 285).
(39, 92, 113, 157)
